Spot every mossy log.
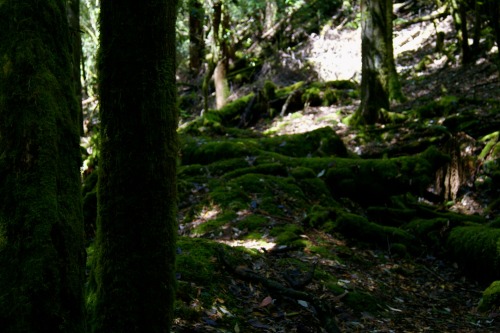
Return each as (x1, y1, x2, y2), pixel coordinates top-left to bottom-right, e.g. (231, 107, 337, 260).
(324, 146, 449, 204)
(181, 126, 347, 165)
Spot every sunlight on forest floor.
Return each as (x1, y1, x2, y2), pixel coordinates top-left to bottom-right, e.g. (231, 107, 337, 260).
(306, 14, 455, 82)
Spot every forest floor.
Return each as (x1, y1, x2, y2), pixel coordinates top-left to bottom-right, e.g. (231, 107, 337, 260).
(169, 6, 500, 333)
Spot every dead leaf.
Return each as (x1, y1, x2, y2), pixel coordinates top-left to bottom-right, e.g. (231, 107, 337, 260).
(259, 295, 273, 307)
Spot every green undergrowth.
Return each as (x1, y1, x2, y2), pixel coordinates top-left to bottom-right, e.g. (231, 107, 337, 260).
(179, 80, 359, 136)
(175, 237, 259, 326)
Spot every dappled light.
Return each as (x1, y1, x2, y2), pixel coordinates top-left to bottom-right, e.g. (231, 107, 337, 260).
(4, 0, 500, 332)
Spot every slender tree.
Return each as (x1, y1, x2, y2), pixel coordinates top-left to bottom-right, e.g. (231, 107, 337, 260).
(189, 0, 205, 72)
(0, 0, 86, 331)
(213, 0, 231, 109)
(91, 0, 179, 332)
(356, 0, 403, 125)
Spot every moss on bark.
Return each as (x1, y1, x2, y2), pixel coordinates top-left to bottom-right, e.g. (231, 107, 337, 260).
(0, 0, 85, 331)
(89, 1, 179, 332)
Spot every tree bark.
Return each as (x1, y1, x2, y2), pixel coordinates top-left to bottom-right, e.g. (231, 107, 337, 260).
(189, 0, 205, 72)
(213, 0, 230, 109)
(357, 0, 392, 124)
(0, 0, 86, 331)
(66, 0, 84, 135)
(91, 0, 179, 332)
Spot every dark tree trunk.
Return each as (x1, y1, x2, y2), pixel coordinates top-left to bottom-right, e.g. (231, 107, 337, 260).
(450, 0, 472, 64)
(66, 0, 84, 135)
(91, 0, 179, 332)
(0, 0, 86, 332)
(487, 0, 500, 59)
(189, 0, 205, 72)
(357, 0, 401, 125)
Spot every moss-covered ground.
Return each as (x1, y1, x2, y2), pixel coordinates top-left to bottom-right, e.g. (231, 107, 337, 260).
(84, 81, 500, 331)
(171, 77, 500, 330)
(79, 3, 500, 332)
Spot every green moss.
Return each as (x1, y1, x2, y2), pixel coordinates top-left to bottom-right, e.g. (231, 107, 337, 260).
(325, 146, 448, 204)
(302, 86, 323, 106)
(478, 280, 500, 312)
(405, 218, 451, 249)
(263, 80, 277, 100)
(290, 166, 316, 179)
(235, 215, 268, 231)
(261, 127, 347, 158)
(447, 226, 500, 282)
(344, 291, 381, 314)
(270, 224, 304, 245)
(336, 212, 414, 247)
(222, 163, 288, 180)
(181, 127, 346, 166)
(305, 205, 339, 228)
(275, 81, 305, 98)
(176, 238, 222, 285)
(367, 206, 416, 227)
(191, 211, 237, 236)
(389, 243, 408, 258)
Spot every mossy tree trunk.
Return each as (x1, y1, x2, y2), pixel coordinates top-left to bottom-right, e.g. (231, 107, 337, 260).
(66, 0, 84, 135)
(91, 0, 179, 332)
(0, 0, 86, 332)
(356, 0, 402, 125)
(189, 0, 205, 72)
(450, 0, 472, 64)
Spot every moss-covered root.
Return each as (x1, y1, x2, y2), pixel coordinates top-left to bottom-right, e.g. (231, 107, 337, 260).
(478, 280, 500, 312)
(336, 212, 415, 249)
(325, 146, 449, 204)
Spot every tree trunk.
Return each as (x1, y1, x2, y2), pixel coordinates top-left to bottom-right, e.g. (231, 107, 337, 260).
(357, 0, 398, 125)
(450, 0, 472, 64)
(213, 0, 230, 109)
(189, 0, 205, 72)
(67, 0, 84, 135)
(91, 0, 179, 332)
(0, 0, 86, 332)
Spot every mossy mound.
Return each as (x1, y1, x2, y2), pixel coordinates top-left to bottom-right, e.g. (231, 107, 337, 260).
(447, 225, 500, 283)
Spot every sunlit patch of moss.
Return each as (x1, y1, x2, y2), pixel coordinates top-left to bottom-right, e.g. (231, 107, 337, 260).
(191, 211, 237, 236)
(270, 224, 304, 245)
(478, 280, 500, 312)
(275, 81, 305, 98)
